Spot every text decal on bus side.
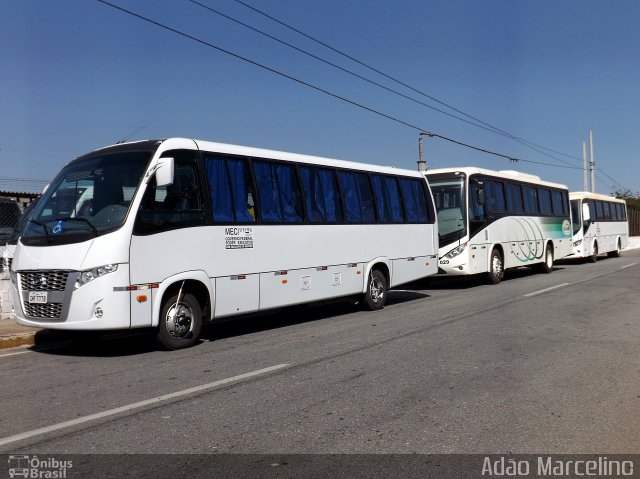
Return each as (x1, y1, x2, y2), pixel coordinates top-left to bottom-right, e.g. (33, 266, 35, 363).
(225, 227, 254, 249)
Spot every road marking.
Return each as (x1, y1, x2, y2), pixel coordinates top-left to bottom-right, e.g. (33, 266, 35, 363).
(0, 363, 289, 448)
(523, 283, 571, 297)
(620, 263, 637, 270)
(0, 349, 31, 358)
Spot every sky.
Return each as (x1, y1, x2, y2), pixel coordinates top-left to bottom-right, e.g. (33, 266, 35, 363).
(1, 0, 639, 195)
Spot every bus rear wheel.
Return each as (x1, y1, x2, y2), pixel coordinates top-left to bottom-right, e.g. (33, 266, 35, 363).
(537, 243, 554, 274)
(364, 269, 387, 310)
(487, 249, 504, 284)
(157, 292, 202, 350)
(608, 239, 622, 258)
(588, 243, 598, 263)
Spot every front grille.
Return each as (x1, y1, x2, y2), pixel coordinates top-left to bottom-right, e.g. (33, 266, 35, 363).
(20, 270, 69, 291)
(24, 302, 64, 319)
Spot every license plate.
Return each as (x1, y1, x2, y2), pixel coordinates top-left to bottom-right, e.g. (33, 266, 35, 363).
(28, 291, 48, 304)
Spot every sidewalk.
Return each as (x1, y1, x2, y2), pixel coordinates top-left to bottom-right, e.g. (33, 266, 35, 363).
(2, 237, 640, 350)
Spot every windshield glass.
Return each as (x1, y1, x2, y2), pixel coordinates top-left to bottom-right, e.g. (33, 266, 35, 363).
(22, 151, 152, 245)
(430, 176, 467, 239)
(570, 199, 582, 235)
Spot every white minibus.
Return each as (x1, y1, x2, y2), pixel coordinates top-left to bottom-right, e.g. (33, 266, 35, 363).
(11, 138, 438, 348)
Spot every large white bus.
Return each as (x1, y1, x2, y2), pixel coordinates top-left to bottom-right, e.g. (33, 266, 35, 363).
(10, 138, 438, 349)
(426, 167, 572, 283)
(569, 192, 628, 261)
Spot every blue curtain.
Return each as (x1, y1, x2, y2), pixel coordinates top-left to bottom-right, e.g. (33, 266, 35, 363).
(254, 160, 302, 224)
(339, 171, 364, 223)
(399, 178, 428, 223)
(204, 156, 255, 224)
(300, 166, 342, 223)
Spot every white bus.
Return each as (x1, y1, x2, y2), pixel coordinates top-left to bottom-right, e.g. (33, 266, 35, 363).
(10, 138, 438, 349)
(426, 167, 572, 283)
(569, 192, 628, 261)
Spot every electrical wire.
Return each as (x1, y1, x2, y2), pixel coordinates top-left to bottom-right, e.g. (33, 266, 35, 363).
(96, 0, 584, 173)
(229, 0, 624, 183)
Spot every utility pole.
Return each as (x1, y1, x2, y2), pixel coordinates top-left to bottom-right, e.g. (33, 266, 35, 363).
(582, 141, 588, 191)
(589, 130, 595, 193)
(417, 132, 430, 173)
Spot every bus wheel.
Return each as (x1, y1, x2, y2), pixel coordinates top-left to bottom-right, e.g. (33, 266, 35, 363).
(537, 244, 554, 274)
(487, 249, 504, 284)
(157, 292, 202, 350)
(588, 243, 598, 263)
(608, 239, 622, 258)
(364, 269, 387, 310)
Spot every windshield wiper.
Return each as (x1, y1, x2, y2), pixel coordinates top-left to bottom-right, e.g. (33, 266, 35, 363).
(54, 217, 99, 237)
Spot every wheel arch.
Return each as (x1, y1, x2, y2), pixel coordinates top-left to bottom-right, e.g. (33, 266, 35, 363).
(361, 258, 391, 293)
(486, 242, 504, 271)
(152, 271, 213, 327)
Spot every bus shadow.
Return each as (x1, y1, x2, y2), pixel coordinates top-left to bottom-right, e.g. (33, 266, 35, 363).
(201, 290, 429, 342)
(31, 291, 431, 356)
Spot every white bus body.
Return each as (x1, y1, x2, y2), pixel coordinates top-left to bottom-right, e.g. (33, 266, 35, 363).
(569, 192, 628, 261)
(426, 167, 572, 283)
(10, 138, 438, 348)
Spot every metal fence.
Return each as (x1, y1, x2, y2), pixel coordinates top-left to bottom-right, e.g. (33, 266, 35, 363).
(628, 205, 640, 236)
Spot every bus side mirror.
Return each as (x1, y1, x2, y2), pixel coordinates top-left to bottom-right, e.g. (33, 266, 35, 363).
(155, 157, 174, 187)
(582, 203, 591, 225)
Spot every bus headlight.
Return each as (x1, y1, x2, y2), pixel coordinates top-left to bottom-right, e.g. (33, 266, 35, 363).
(445, 243, 467, 259)
(75, 264, 119, 289)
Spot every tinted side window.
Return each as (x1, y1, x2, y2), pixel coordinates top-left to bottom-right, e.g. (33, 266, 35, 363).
(485, 180, 506, 213)
(299, 166, 343, 224)
(135, 153, 206, 234)
(587, 201, 596, 222)
(538, 188, 552, 215)
(550, 190, 564, 216)
(203, 155, 255, 224)
(595, 201, 604, 220)
(603, 202, 611, 220)
(371, 175, 404, 223)
(399, 178, 431, 223)
(253, 160, 303, 224)
(338, 171, 376, 223)
(506, 183, 524, 214)
(523, 186, 538, 215)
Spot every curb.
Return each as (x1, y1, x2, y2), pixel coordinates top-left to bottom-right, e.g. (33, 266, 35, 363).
(0, 329, 69, 351)
(0, 332, 37, 349)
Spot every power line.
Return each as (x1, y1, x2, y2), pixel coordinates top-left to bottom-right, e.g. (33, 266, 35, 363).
(189, 0, 520, 138)
(96, 1, 583, 173)
(229, 0, 625, 184)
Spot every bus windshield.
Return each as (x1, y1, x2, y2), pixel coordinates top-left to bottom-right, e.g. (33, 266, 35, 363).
(22, 151, 152, 245)
(430, 176, 467, 240)
(570, 199, 582, 235)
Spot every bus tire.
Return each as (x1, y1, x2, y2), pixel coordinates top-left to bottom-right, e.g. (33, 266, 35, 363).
(364, 269, 387, 310)
(537, 243, 554, 274)
(608, 239, 622, 258)
(157, 292, 202, 350)
(487, 248, 504, 284)
(588, 242, 598, 263)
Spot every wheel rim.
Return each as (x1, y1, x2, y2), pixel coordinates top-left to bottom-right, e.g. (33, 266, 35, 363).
(369, 275, 384, 303)
(546, 249, 553, 268)
(492, 254, 502, 277)
(165, 301, 195, 339)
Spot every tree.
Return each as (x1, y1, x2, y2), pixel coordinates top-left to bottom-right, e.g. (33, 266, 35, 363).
(612, 188, 640, 209)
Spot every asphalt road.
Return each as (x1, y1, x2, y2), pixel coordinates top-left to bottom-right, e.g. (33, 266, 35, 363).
(1, 250, 639, 456)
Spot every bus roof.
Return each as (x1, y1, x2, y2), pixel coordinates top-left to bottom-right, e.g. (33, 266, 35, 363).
(426, 166, 568, 190)
(569, 191, 626, 203)
(85, 138, 426, 179)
